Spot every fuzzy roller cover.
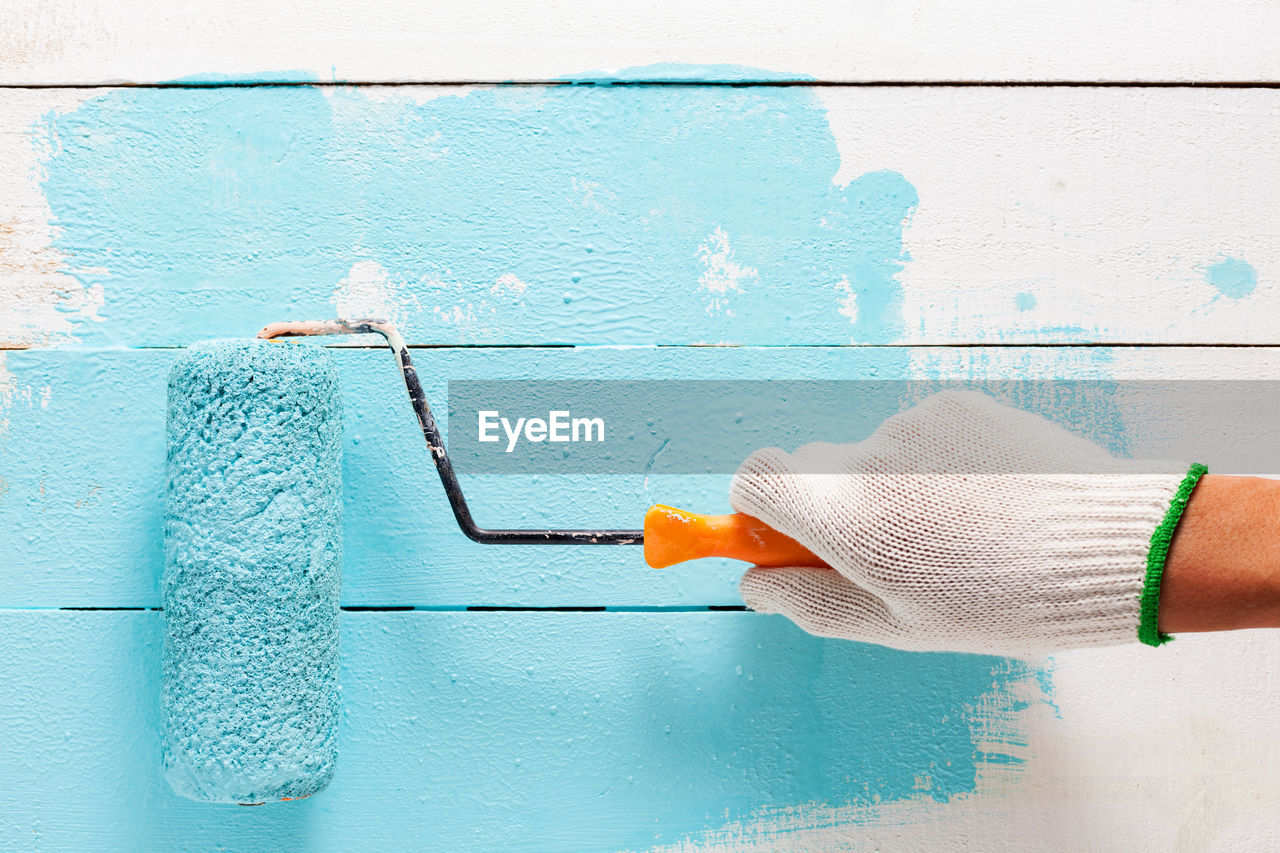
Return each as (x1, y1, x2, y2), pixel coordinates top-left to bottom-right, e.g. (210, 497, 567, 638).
(161, 338, 342, 804)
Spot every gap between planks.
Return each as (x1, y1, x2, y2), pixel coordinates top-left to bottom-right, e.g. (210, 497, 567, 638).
(46, 605, 748, 613)
(10, 343, 1280, 351)
(4, 80, 1280, 90)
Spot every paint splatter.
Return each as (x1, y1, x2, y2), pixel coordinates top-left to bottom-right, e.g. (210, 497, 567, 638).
(331, 260, 419, 327)
(697, 227, 757, 316)
(1015, 291, 1037, 311)
(492, 272, 529, 299)
(834, 276, 858, 323)
(1204, 256, 1257, 300)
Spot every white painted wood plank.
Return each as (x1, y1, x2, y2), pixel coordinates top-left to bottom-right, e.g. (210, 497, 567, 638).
(1, 86, 1276, 347)
(0, 0, 1278, 85)
(820, 87, 1280, 346)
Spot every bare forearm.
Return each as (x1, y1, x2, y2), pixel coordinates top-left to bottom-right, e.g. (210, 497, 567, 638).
(1160, 474, 1280, 633)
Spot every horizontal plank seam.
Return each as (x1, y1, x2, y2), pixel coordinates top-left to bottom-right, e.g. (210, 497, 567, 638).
(36, 605, 750, 613)
(3, 80, 1280, 91)
(9, 342, 1280, 352)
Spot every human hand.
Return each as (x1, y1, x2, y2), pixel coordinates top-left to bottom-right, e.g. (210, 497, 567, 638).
(730, 390, 1205, 656)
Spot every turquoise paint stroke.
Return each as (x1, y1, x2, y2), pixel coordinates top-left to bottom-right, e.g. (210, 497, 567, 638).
(24, 68, 1068, 845)
(1204, 256, 1257, 300)
(1015, 291, 1036, 311)
(0, 347, 1128, 609)
(0, 346, 935, 608)
(0, 609, 1048, 852)
(38, 77, 915, 346)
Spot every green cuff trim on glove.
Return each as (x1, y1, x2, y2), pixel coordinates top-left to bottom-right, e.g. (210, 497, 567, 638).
(1139, 463, 1208, 647)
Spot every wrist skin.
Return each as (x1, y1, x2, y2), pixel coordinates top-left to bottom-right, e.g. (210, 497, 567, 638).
(1160, 474, 1280, 633)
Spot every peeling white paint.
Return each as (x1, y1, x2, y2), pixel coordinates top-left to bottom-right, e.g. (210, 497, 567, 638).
(571, 177, 616, 213)
(833, 276, 857, 324)
(0, 353, 31, 408)
(0, 91, 103, 347)
(492, 272, 529, 298)
(698, 227, 757, 316)
(0, 351, 34, 438)
(0, 352, 12, 437)
(431, 302, 478, 327)
(331, 260, 419, 327)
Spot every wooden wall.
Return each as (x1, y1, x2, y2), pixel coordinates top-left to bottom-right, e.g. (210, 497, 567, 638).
(2, 3, 1279, 849)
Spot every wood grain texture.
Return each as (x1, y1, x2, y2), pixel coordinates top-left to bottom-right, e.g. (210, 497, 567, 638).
(2, 86, 1276, 348)
(0, 0, 1277, 84)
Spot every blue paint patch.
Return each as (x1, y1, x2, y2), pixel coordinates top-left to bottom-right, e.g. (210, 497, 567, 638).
(23, 69, 1068, 842)
(0, 609, 1053, 852)
(1034, 660, 1063, 719)
(38, 79, 914, 346)
(1204, 256, 1257, 300)
(807, 641, 1029, 806)
(1015, 291, 1036, 311)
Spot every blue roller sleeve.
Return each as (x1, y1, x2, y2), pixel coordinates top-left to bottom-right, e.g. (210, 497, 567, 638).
(161, 339, 343, 804)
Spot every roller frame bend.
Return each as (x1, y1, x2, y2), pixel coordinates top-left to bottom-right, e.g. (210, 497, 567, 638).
(257, 318, 643, 546)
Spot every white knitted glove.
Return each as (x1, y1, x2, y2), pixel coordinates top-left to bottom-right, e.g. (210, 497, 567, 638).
(732, 390, 1205, 656)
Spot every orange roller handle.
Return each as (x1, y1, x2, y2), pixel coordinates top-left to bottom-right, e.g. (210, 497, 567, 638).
(643, 504, 830, 569)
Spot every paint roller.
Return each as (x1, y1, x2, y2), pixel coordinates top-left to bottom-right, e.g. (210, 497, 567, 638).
(161, 319, 826, 805)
